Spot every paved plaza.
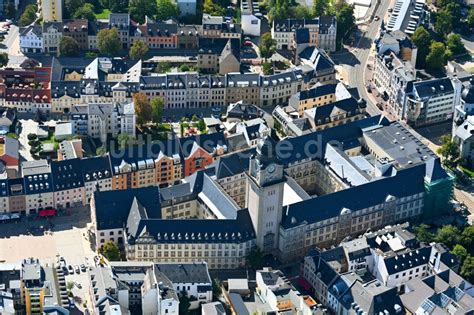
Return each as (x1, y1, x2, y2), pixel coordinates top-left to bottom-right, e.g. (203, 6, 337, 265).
(0, 206, 95, 313)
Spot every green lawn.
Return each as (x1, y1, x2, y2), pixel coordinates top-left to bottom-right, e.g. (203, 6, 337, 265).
(95, 9, 111, 19)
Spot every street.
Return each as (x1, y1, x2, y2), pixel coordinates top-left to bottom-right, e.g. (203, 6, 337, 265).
(0, 25, 26, 67)
(331, 0, 391, 116)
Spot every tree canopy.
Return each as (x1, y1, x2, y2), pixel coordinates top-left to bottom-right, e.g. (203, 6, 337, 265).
(65, 0, 84, 18)
(97, 27, 121, 55)
(437, 134, 460, 167)
(59, 36, 80, 57)
(446, 34, 466, 57)
(452, 244, 468, 263)
(203, 0, 225, 16)
(73, 3, 97, 21)
(19, 4, 37, 26)
(99, 241, 121, 261)
(4, 0, 16, 19)
(100, 0, 128, 13)
(259, 32, 276, 59)
(117, 133, 130, 148)
(435, 225, 462, 249)
(0, 53, 9, 68)
(411, 26, 431, 66)
(434, 9, 453, 38)
(461, 255, 474, 282)
(425, 41, 447, 72)
(156, 0, 178, 20)
(129, 39, 149, 60)
(129, 0, 158, 24)
(336, 2, 355, 45)
(150, 97, 164, 123)
(467, 8, 474, 28)
(133, 92, 152, 125)
(414, 224, 435, 243)
(246, 247, 264, 269)
(313, 0, 330, 17)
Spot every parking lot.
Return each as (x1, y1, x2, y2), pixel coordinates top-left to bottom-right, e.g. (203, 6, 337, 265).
(0, 205, 95, 313)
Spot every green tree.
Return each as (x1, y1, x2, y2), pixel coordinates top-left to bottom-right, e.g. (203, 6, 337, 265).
(0, 53, 8, 68)
(178, 292, 191, 314)
(268, 0, 290, 23)
(73, 3, 96, 21)
(451, 244, 468, 263)
(246, 247, 264, 269)
(212, 278, 222, 297)
(86, 51, 98, 58)
(411, 26, 431, 66)
(59, 36, 80, 57)
(156, 0, 178, 20)
(446, 34, 466, 56)
(434, 9, 453, 38)
(99, 240, 121, 261)
(336, 3, 355, 45)
(129, 39, 149, 60)
(414, 224, 435, 243)
(197, 119, 206, 132)
(435, 225, 461, 248)
(129, 0, 157, 24)
(133, 92, 152, 125)
(19, 4, 37, 26)
(461, 255, 474, 282)
(426, 41, 447, 71)
(445, 2, 461, 25)
(293, 5, 313, 19)
(100, 0, 128, 13)
(313, 0, 329, 16)
(262, 61, 273, 75)
(117, 133, 130, 148)
(150, 97, 164, 123)
(66, 281, 75, 296)
(179, 64, 190, 72)
(467, 8, 474, 28)
(97, 27, 121, 55)
(65, 0, 85, 17)
(156, 61, 172, 73)
(461, 225, 474, 250)
(203, 0, 225, 15)
(437, 134, 460, 167)
(4, 1, 16, 19)
(259, 32, 276, 59)
(96, 146, 106, 155)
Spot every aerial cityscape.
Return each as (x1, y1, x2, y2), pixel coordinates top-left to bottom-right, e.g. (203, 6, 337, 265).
(0, 0, 473, 313)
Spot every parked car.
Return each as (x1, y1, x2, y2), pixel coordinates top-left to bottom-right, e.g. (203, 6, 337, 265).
(74, 281, 82, 289)
(74, 265, 80, 274)
(80, 264, 86, 272)
(68, 265, 73, 273)
(374, 16, 380, 21)
(244, 40, 253, 47)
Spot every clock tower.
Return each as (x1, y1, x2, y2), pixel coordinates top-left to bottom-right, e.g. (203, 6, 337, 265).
(246, 136, 285, 254)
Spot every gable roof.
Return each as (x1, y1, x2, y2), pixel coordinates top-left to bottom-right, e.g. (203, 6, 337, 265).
(94, 186, 161, 230)
(281, 164, 426, 229)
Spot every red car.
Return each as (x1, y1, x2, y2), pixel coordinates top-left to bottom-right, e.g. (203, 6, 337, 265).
(244, 40, 253, 47)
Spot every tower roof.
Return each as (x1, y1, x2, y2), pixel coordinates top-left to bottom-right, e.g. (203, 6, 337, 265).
(256, 136, 279, 165)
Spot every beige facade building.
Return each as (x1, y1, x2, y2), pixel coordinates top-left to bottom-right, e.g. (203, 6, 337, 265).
(40, 0, 62, 22)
